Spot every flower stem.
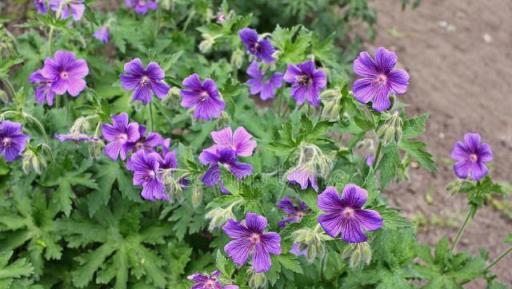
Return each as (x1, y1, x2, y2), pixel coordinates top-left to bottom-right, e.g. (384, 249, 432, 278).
(149, 101, 154, 131)
(486, 247, 512, 270)
(371, 141, 383, 171)
(451, 207, 475, 252)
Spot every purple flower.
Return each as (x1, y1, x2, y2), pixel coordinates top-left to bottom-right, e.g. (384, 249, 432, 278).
(199, 148, 253, 187)
(239, 28, 275, 63)
(246, 61, 283, 101)
(318, 184, 383, 243)
(34, 0, 47, 14)
(352, 47, 409, 112)
(29, 70, 56, 106)
(180, 74, 225, 120)
(207, 127, 256, 157)
(366, 155, 374, 167)
(127, 150, 168, 201)
(55, 133, 98, 142)
(125, 0, 157, 14)
(289, 243, 307, 257)
(187, 271, 239, 289)
(39, 50, 89, 97)
(120, 58, 170, 105)
(101, 113, 141, 160)
(287, 167, 318, 192)
(127, 125, 163, 153)
(159, 139, 177, 169)
(49, 0, 85, 21)
(451, 133, 493, 181)
(0, 121, 30, 163)
(283, 60, 327, 107)
(94, 26, 110, 43)
(223, 212, 281, 273)
(277, 196, 309, 228)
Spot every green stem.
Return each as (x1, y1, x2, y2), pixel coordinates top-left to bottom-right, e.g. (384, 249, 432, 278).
(148, 101, 154, 131)
(486, 247, 512, 270)
(47, 0, 64, 55)
(371, 141, 383, 171)
(451, 207, 475, 252)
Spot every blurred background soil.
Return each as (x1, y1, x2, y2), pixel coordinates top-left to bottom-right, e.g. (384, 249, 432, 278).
(369, 0, 512, 285)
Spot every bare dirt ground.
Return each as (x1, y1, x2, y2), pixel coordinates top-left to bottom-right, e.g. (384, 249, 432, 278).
(369, 0, 512, 285)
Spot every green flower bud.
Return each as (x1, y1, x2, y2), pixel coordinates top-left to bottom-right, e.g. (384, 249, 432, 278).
(199, 33, 220, 54)
(342, 242, 372, 269)
(22, 149, 45, 175)
(320, 89, 342, 121)
(205, 201, 239, 232)
(191, 185, 203, 208)
(377, 112, 403, 144)
(230, 49, 244, 69)
(292, 225, 330, 263)
(248, 271, 267, 289)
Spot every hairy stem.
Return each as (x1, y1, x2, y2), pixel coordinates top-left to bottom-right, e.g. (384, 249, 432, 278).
(486, 247, 512, 270)
(149, 101, 154, 131)
(451, 207, 475, 252)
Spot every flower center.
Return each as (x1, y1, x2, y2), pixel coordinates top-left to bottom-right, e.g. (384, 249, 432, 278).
(249, 233, 261, 244)
(117, 133, 128, 142)
(141, 75, 150, 86)
(145, 170, 155, 181)
(204, 279, 217, 289)
(2, 137, 12, 147)
(296, 211, 305, 220)
(138, 0, 146, 6)
(376, 74, 387, 85)
(199, 90, 209, 102)
(469, 153, 478, 163)
(342, 207, 355, 218)
(60, 71, 69, 79)
(297, 75, 310, 86)
(135, 141, 144, 151)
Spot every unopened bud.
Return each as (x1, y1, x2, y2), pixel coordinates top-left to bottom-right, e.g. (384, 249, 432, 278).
(248, 271, 267, 289)
(377, 112, 403, 144)
(22, 149, 45, 175)
(205, 201, 238, 232)
(199, 34, 217, 53)
(230, 49, 244, 69)
(292, 225, 330, 263)
(191, 185, 203, 208)
(342, 242, 372, 269)
(320, 89, 342, 121)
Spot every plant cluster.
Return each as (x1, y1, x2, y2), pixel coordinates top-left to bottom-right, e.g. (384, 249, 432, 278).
(0, 1, 509, 289)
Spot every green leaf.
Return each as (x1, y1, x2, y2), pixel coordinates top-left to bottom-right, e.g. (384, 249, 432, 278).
(378, 144, 400, 187)
(276, 255, 303, 274)
(399, 140, 437, 172)
(402, 113, 428, 139)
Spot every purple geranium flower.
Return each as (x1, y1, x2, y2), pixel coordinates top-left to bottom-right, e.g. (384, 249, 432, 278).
(187, 271, 239, 289)
(223, 212, 281, 273)
(318, 184, 383, 243)
(0, 121, 30, 163)
(207, 127, 256, 157)
(49, 0, 85, 21)
(352, 47, 409, 112)
(101, 113, 141, 160)
(29, 70, 56, 106)
(199, 148, 252, 187)
(159, 138, 177, 169)
(283, 60, 327, 107)
(127, 125, 163, 153)
(287, 167, 318, 192)
(277, 196, 309, 228)
(120, 58, 170, 105)
(450, 133, 493, 181)
(34, 0, 47, 14)
(94, 26, 110, 43)
(239, 28, 275, 63)
(125, 0, 157, 14)
(180, 74, 225, 120)
(39, 50, 89, 97)
(246, 61, 283, 101)
(127, 150, 167, 201)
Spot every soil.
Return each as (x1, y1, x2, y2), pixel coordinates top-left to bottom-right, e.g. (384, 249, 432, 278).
(369, 0, 512, 286)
